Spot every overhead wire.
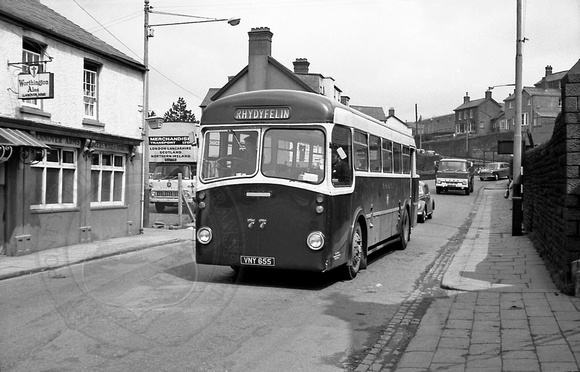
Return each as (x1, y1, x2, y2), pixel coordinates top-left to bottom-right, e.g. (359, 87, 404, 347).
(71, 0, 380, 105)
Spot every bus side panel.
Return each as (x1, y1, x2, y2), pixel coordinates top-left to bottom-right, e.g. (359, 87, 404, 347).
(195, 185, 333, 271)
(351, 175, 412, 249)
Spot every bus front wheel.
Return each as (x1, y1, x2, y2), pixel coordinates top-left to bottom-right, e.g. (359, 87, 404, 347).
(342, 222, 363, 280)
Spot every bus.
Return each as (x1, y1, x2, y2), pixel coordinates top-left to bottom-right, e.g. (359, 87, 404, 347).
(195, 90, 418, 279)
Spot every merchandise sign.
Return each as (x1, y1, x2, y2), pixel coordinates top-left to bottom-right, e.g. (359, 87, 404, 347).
(18, 71, 54, 100)
(148, 135, 196, 162)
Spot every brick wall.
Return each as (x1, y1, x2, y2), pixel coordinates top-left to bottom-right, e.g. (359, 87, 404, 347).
(523, 59, 580, 293)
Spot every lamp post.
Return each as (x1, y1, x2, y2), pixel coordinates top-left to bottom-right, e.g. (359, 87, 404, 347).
(512, 0, 525, 236)
(140, 0, 240, 232)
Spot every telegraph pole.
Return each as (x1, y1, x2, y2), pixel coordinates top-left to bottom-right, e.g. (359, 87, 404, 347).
(512, 0, 524, 236)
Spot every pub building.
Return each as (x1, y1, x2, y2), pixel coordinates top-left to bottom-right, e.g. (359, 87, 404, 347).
(0, 1, 145, 255)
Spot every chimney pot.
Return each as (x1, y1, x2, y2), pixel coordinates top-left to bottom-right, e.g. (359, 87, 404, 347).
(464, 92, 470, 103)
(248, 27, 273, 57)
(293, 58, 310, 74)
(545, 65, 553, 76)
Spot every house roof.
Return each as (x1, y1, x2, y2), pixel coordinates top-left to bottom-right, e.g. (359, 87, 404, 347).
(454, 97, 497, 111)
(505, 87, 561, 101)
(0, 0, 144, 71)
(535, 70, 567, 86)
(200, 88, 220, 108)
(350, 105, 386, 122)
(209, 57, 316, 104)
(534, 108, 560, 118)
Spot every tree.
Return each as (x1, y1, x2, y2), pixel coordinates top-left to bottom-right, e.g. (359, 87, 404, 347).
(163, 97, 198, 123)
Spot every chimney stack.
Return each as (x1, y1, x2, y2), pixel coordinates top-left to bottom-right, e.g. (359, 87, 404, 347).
(545, 65, 553, 76)
(464, 92, 470, 103)
(485, 90, 492, 99)
(388, 107, 395, 117)
(248, 27, 273, 91)
(293, 58, 310, 74)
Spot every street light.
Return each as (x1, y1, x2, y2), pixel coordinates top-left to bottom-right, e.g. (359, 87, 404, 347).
(140, 0, 240, 232)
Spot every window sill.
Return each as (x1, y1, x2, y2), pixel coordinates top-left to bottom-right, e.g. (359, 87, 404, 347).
(90, 203, 127, 210)
(82, 118, 105, 128)
(30, 205, 80, 214)
(19, 106, 52, 118)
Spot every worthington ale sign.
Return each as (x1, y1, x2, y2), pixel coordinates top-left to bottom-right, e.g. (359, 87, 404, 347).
(18, 70, 54, 100)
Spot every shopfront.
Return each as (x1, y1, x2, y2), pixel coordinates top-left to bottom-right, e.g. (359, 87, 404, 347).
(0, 121, 142, 256)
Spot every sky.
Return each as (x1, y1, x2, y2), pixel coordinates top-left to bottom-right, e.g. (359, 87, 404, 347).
(41, 0, 580, 123)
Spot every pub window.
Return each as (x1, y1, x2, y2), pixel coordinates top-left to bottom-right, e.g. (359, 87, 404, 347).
(22, 39, 44, 109)
(353, 131, 368, 171)
(382, 140, 393, 173)
(369, 135, 381, 172)
(30, 148, 77, 208)
(91, 152, 125, 205)
(84, 61, 99, 119)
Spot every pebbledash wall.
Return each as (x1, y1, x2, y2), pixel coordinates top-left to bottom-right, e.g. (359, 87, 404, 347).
(523, 59, 580, 294)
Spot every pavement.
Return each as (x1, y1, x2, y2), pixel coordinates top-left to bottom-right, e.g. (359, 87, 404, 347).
(360, 185, 580, 372)
(2, 186, 580, 371)
(0, 226, 194, 281)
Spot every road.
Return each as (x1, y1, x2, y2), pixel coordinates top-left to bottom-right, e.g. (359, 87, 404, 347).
(0, 179, 502, 371)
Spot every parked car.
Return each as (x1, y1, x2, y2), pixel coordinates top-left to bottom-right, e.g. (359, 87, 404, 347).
(479, 162, 510, 181)
(417, 181, 435, 223)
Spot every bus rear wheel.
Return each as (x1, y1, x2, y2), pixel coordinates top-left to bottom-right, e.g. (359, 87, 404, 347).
(342, 222, 363, 280)
(396, 208, 410, 250)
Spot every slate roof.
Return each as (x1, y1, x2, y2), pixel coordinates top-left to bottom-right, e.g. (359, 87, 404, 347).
(350, 105, 387, 122)
(207, 57, 316, 104)
(0, 0, 144, 70)
(505, 87, 561, 101)
(535, 70, 567, 86)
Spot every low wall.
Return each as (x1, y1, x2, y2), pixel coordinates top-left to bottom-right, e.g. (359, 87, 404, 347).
(523, 59, 580, 294)
(420, 132, 514, 164)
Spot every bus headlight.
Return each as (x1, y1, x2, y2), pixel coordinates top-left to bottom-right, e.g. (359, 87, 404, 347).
(197, 227, 213, 244)
(150, 190, 156, 197)
(307, 231, 325, 250)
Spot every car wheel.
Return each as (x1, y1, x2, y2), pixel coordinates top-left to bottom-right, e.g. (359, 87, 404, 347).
(155, 203, 166, 213)
(494, 173, 499, 181)
(480, 177, 484, 181)
(418, 211, 426, 223)
(428, 201, 434, 219)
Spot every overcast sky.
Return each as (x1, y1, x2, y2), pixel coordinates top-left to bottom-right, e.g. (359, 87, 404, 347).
(41, 0, 580, 123)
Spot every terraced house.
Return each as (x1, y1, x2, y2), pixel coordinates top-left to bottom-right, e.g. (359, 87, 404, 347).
(0, 0, 146, 256)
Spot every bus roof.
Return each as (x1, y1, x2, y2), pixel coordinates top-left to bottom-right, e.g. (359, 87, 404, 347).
(201, 89, 415, 145)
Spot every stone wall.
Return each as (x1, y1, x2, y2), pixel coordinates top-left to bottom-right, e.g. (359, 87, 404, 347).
(523, 59, 580, 294)
(420, 132, 514, 164)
